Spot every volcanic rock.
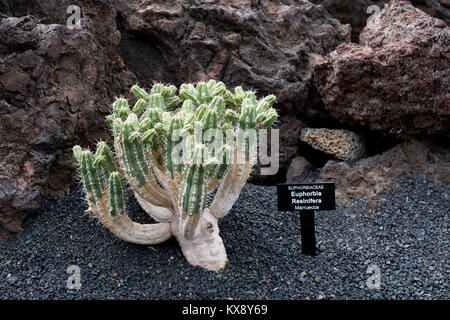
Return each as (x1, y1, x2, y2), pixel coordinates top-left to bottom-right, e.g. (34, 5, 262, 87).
(300, 128, 366, 161)
(0, 1, 135, 240)
(314, 0, 450, 138)
(286, 156, 312, 182)
(115, 0, 351, 117)
(311, 0, 449, 42)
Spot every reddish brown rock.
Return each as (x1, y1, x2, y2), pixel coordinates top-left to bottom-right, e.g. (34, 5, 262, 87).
(314, 0, 450, 138)
(0, 2, 135, 240)
(311, 0, 449, 42)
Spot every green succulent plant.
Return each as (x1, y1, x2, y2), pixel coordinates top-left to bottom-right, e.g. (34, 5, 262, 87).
(73, 81, 277, 271)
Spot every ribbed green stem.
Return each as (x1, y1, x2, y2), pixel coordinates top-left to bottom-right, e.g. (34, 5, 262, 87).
(79, 150, 104, 202)
(131, 85, 149, 100)
(120, 120, 149, 187)
(167, 116, 183, 178)
(180, 145, 208, 216)
(108, 172, 125, 216)
(132, 99, 147, 115)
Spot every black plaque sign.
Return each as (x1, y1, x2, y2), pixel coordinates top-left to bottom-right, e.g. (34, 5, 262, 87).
(277, 183, 335, 256)
(277, 183, 335, 212)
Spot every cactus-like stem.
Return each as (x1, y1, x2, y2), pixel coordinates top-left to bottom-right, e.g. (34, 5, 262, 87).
(73, 82, 278, 271)
(178, 144, 209, 239)
(76, 150, 172, 245)
(209, 148, 254, 219)
(90, 195, 172, 245)
(114, 118, 172, 208)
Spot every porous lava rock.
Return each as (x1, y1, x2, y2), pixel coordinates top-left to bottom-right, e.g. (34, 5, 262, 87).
(300, 128, 366, 161)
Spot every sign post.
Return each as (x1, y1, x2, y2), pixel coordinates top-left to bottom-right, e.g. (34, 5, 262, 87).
(299, 210, 316, 256)
(277, 183, 335, 256)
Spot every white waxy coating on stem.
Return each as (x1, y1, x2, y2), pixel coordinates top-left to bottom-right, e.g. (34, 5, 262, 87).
(134, 192, 174, 223)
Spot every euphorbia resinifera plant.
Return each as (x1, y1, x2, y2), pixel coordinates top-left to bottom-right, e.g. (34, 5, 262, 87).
(73, 81, 278, 271)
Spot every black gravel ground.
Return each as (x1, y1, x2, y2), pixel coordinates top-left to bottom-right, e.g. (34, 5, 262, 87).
(0, 175, 448, 300)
